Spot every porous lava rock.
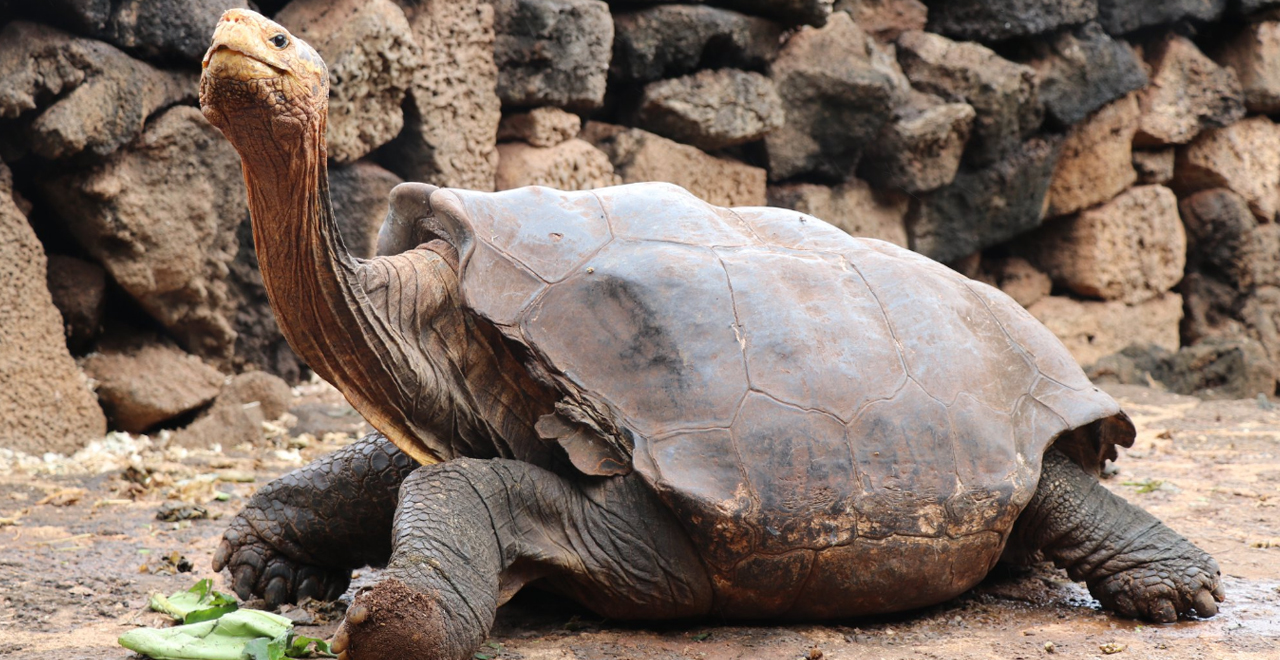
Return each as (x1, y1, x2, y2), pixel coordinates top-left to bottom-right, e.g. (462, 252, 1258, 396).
(0, 22, 195, 160)
(635, 69, 784, 151)
(493, 0, 613, 109)
(1173, 115, 1280, 222)
(1022, 22, 1147, 127)
(41, 106, 244, 365)
(837, 0, 928, 41)
(860, 92, 975, 193)
(717, 0, 834, 26)
(1135, 35, 1244, 146)
(765, 13, 900, 180)
(497, 107, 582, 147)
(44, 0, 250, 62)
(908, 136, 1061, 264)
(922, 0, 1097, 42)
(1235, 0, 1280, 13)
(225, 220, 305, 384)
(1088, 338, 1275, 400)
(1046, 93, 1140, 218)
(276, 0, 419, 163)
(81, 340, 224, 434)
(495, 139, 621, 190)
(45, 254, 107, 354)
(768, 179, 910, 246)
(584, 122, 766, 206)
(1021, 185, 1186, 305)
(1180, 188, 1280, 293)
(1178, 189, 1280, 380)
(379, 0, 501, 190)
(1134, 149, 1176, 185)
(985, 256, 1053, 309)
(1096, 0, 1227, 35)
(610, 5, 782, 84)
(1214, 19, 1280, 115)
(1028, 293, 1184, 367)
(897, 30, 1041, 166)
(174, 371, 294, 448)
(0, 161, 106, 455)
(329, 161, 404, 259)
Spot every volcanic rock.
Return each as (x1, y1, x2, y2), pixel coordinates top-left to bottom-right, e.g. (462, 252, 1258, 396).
(768, 179, 910, 246)
(766, 13, 900, 180)
(45, 255, 107, 354)
(860, 92, 975, 193)
(1173, 115, 1280, 222)
(276, 0, 419, 163)
(44, 0, 249, 62)
(922, 0, 1097, 41)
(1028, 293, 1184, 367)
(497, 107, 582, 147)
(908, 136, 1061, 264)
(0, 22, 195, 160)
(610, 5, 782, 84)
(635, 69, 784, 151)
(495, 139, 621, 190)
(1096, 0, 1227, 35)
(584, 123, 767, 207)
(379, 0, 501, 190)
(41, 106, 244, 364)
(1214, 19, 1280, 114)
(1021, 185, 1186, 305)
(837, 0, 928, 41)
(329, 161, 404, 259)
(0, 161, 106, 455)
(493, 0, 613, 109)
(897, 30, 1041, 166)
(1046, 93, 1140, 217)
(1135, 35, 1244, 146)
(81, 340, 224, 433)
(1022, 22, 1148, 127)
(1133, 149, 1176, 185)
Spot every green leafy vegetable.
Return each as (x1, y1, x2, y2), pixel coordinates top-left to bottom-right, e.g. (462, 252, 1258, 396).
(149, 578, 239, 623)
(118, 609, 293, 660)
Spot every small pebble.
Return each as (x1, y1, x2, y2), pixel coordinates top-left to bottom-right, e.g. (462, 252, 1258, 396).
(1100, 642, 1125, 654)
(1044, 641, 1056, 653)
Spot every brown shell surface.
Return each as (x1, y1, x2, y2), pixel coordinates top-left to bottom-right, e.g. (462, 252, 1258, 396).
(428, 183, 1133, 616)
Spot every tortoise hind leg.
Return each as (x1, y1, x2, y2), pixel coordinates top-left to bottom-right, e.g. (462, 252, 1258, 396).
(1009, 448, 1224, 622)
(330, 459, 712, 660)
(213, 433, 417, 606)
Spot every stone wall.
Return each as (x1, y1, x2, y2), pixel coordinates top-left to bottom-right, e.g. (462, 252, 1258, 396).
(2, 0, 1279, 454)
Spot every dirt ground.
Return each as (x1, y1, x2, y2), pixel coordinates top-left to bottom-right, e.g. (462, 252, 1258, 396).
(1, 382, 1277, 660)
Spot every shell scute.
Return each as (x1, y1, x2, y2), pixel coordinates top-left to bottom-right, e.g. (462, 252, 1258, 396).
(435, 183, 1132, 584)
(448, 186, 612, 283)
(733, 393, 856, 555)
(595, 183, 760, 247)
(717, 247, 907, 423)
(522, 240, 748, 437)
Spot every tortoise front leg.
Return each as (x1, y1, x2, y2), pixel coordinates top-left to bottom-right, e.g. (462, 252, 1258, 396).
(1010, 449, 1224, 622)
(330, 458, 713, 660)
(213, 433, 418, 606)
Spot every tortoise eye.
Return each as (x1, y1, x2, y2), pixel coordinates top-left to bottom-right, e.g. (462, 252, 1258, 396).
(269, 33, 288, 49)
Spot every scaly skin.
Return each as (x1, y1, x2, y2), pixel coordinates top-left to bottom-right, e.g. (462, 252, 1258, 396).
(326, 459, 712, 660)
(1010, 449, 1224, 622)
(199, 9, 1224, 659)
(212, 434, 417, 607)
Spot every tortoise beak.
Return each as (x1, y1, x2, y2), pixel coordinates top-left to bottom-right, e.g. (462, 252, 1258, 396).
(202, 9, 288, 80)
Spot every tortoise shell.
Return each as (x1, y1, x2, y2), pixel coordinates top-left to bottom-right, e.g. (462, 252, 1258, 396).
(400, 182, 1134, 616)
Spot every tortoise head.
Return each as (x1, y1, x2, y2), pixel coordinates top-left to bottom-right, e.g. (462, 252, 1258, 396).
(199, 8, 329, 151)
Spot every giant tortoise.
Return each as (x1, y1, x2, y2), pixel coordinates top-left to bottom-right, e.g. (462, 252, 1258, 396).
(198, 9, 1223, 660)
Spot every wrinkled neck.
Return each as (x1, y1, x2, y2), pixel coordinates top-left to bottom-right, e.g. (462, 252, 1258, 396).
(236, 114, 428, 459)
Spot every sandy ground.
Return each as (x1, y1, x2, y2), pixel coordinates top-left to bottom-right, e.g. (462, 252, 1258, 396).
(0, 383, 1277, 660)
